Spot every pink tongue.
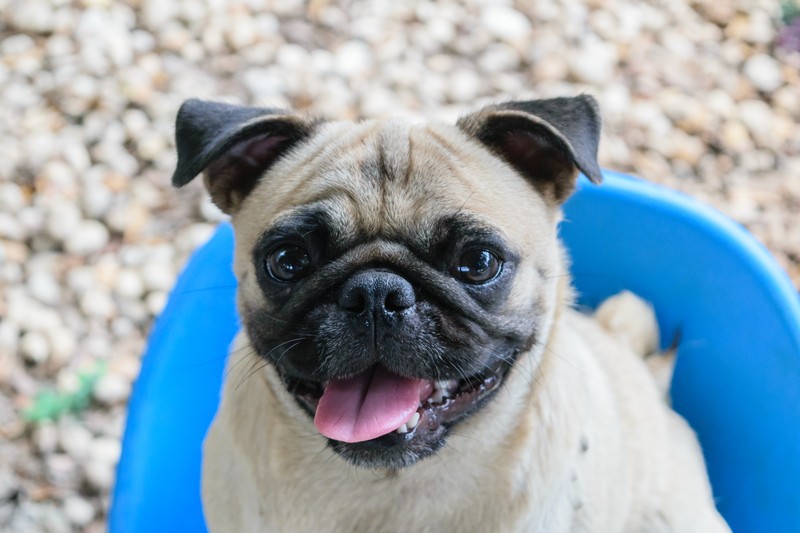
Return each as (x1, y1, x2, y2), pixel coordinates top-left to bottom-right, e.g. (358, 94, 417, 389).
(314, 366, 426, 443)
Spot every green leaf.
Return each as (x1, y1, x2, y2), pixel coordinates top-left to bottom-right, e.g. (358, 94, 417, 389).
(22, 361, 108, 423)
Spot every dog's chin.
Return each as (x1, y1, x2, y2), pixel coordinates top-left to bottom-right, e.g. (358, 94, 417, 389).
(277, 355, 516, 469)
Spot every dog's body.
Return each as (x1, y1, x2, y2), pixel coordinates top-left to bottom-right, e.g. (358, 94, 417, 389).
(172, 97, 730, 532)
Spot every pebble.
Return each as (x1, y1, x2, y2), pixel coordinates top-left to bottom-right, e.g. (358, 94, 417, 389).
(141, 261, 175, 292)
(7, 0, 56, 34)
(0, 183, 26, 212)
(20, 331, 51, 365)
(83, 438, 121, 491)
(27, 271, 62, 307)
(33, 423, 59, 455)
(568, 39, 618, 85)
(79, 288, 116, 320)
(44, 202, 83, 243)
(743, 54, 784, 93)
(45, 454, 80, 487)
(482, 6, 532, 42)
(334, 40, 374, 77)
(63, 496, 95, 527)
(63, 220, 110, 256)
(93, 373, 132, 405)
(59, 422, 93, 462)
(115, 269, 146, 299)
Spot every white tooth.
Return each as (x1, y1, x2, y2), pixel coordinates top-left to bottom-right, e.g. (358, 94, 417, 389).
(407, 411, 420, 429)
(430, 390, 445, 404)
(396, 423, 408, 434)
(435, 380, 448, 391)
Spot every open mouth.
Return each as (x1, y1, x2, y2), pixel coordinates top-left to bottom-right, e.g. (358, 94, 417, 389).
(281, 357, 513, 461)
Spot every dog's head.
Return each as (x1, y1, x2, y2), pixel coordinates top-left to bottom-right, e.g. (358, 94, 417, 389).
(173, 97, 601, 468)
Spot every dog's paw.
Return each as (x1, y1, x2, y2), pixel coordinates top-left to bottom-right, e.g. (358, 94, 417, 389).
(594, 290, 659, 357)
(595, 291, 677, 399)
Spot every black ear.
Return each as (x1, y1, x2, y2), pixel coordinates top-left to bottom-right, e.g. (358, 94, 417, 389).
(172, 99, 315, 214)
(457, 95, 602, 204)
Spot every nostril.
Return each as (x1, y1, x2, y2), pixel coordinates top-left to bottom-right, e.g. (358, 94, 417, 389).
(339, 286, 367, 313)
(384, 286, 415, 312)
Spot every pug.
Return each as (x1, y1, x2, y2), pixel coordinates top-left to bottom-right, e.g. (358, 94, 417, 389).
(172, 96, 730, 532)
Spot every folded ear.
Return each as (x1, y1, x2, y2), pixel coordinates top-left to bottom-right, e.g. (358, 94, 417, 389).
(457, 95, 602, 204)
(172, 99, 316, 214)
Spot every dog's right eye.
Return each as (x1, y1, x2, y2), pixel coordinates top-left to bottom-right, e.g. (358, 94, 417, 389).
(451, 249, 502, 284)
(266, 244, 313, 282)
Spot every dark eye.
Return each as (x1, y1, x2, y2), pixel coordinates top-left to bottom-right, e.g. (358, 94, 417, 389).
(451, 249, 502, 284)
(266, 245, 312, 282)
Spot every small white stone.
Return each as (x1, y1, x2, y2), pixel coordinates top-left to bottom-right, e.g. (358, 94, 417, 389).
(41, 161, 77, 194)
(27, 271, 62, 306)
(19, 207, 45, 239)
(568, 39, 618, 85)
(146, 290, 168, 316)
(0, 182, 26, 213)
(20, 331, 51, 365)
(111, 316, 137, 337)
(136, 132, 167, 161)
(0, 212, 25, 240)
(334, 40, 374, 77)
(45, 202, 83, 243)
(482, 6, 531, 42)
(63, 496, 95, 527)
(175, 223, 215, 253)
(45, 326, 78, 366)
(6, 290, 62, 332)
(8, 0, 56, 34)
(141, 0, 177, 28)
(63, 220, 110, 256)
(446, 69, 482, 102)
(59, 422, 93, 461)
(79, 289, 116, 319)
(359, 87, 399, 118)
(226, 13, 258, 50)
(62, 137, 92, 174)
(743, 54, 783, 93)
(84, 460, 115, 491)
(67, 266, 95, 294)
(91, 436, 121, 466)
(0, 321, 21, 361)
(738, 99, 773, 147)
(33, 422, 59, 454)
(81, 184, 114, 219)
(115, 269, 145, 299)
(45, 454, 80, 487)
(141, 261, 175, 292)
(92, 373, 132, 405)
(479, 43, 521, 73)
(1, 33, 36, 56)
(121, 108, 150, 138)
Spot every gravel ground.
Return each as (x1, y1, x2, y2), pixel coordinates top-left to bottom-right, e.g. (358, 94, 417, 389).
(1, 0, 798, 530)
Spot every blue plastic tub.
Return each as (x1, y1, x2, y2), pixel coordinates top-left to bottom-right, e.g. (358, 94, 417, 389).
(110, 170, 800, 533)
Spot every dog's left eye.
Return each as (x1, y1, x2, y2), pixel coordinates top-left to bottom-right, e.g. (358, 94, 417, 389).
(266, 245, 313, 282)
(451, 249, 502, 284)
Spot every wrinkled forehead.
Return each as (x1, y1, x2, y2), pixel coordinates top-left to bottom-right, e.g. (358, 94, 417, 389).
(234, 119, 552, 249)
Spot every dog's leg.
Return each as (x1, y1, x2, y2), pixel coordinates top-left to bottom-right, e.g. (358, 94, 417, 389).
(594, 291, 675, 398)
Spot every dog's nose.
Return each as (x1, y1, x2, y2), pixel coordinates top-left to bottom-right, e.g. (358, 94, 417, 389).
(338, 270, 415, 316)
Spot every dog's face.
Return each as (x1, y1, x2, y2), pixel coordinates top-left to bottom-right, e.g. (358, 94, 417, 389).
(173, 97, 601, 468)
